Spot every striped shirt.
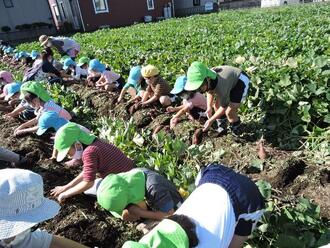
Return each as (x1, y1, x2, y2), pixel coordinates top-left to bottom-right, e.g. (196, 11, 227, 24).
(42, 100, 72, 120)
(82, 139, 135, 181)
(146, 77, 171, 98)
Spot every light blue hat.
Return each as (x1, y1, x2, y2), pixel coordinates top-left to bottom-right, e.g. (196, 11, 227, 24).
(89, 59, 106, 73)
(63, 58, 76, 70)
(0, 168, 60, 239)
(37, 111, 69, 136)
(17, 51, 29, 60)
(170, 76, 187, 95)
(30, 50, 39, 60)
(5, 82, 21, 100)
(4, 47, 14, 54)
(14, 52, 20, 60)
(127, 66, 142, 86)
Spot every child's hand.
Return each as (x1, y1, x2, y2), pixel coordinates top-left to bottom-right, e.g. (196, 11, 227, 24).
(57, 192, 68, 203)
(170, 118, 178, 129)
(166, 106, 174, 113)
(206, 108, 213, 119)
(51, 185, 69, 197)
(203, 119, 215, 132)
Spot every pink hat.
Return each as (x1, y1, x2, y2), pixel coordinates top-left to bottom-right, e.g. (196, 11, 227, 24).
(0, 71, 13, 84)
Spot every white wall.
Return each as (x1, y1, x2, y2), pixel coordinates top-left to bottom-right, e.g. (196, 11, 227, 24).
(0, 0, 53, 32)
(261, 0, 300, 7)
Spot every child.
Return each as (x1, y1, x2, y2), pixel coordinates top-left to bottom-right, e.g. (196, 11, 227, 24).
(0, 71, 14, 91)
(124, 163, 265, 248)
(14, 81, 71, 136)
(140, 65, 173, 107)
(36, 111, 90, 167)
(50, 122, 134, 203)
(117, 66, 146, 103)
(0, 147, 27, 167)
(0, 168, 88, 248)
(184, 61, 250, 135)
(63, 57, 89, 80)
(166, 76, 207, 129)
(95, 168, 183, 221)
(0, 82, 21, 111)
(88, 59, 125, 91)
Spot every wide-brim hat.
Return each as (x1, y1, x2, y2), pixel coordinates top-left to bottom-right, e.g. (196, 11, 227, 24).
(39, 35, 49, 47)
(0, 169, 60, 240)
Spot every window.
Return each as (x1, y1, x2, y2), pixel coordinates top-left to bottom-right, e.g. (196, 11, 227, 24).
(3, 0, 14, 8)
(193, 0, 201, 6)
(147, 0, 154, 10)
(93, 0, 109, 14)
(52, 4, 62, 21)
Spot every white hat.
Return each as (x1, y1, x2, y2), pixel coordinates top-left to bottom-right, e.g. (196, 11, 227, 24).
(0, 169, 60, 239)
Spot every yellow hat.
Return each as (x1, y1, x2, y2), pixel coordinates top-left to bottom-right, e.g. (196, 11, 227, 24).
(141, 65, 159, 78)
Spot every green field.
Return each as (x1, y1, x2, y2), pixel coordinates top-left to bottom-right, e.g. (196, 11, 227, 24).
(14, 3, 330, 247)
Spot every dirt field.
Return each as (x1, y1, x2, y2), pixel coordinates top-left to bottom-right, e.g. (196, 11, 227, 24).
(0, 69, 329, 247)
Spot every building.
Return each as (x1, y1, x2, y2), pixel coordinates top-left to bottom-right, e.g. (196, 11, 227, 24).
(174, 0, 219, 16)
(0, 0, 56, 43)
(48, 0, 173, 32)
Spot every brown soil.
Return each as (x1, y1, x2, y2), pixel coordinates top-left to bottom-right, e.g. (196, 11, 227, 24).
(0, 63, 329, 246)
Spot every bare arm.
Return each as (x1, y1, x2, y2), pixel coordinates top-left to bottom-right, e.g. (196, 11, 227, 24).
(172, 105, 189, 119)
(206, 92, 214, 110)
(6, 104, 25, 118)
(62, 180, 94, 199)
(50, 235, 89, 248)
(16, 117, 38, 130)
(124, 204, 172, 221)
(142, 95, 158, 105)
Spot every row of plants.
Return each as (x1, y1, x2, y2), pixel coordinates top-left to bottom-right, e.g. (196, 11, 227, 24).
(1, 57, 329, 247)
(18, 3, 330, 159)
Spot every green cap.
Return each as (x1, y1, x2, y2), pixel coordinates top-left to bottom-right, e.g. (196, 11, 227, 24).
(122, 219, 189, 248)
(184, 61, 217, 91)
(20, 81, 51, 102)
(97, 169, 146, 218)
(77, 56, 90, 67)
(54, 122, 96, 162)
(60, 55, 71, 64)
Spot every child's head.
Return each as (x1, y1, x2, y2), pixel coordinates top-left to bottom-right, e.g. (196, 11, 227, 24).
(0, 71, 14, 84)
(122, 216, 198, 248)
(55, 122, 96, 162)
(141, 65, 160, 85)
(0, 168, 60, 244)
(96, 169, 146, 218)
(89, 59, 106, 73)
(4, 82, 21, 101)
(77, 56, 90, 69)
(37, 111, 69, 136)
(185, 61, 217, 93)
(63, 58, 76, 71)
(30, 50, 40, 60)
(24, 92, 42, 108)
(170, 75, 187, 96)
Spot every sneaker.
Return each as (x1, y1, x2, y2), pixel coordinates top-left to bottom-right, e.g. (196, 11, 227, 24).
(229, 120, 242, 136)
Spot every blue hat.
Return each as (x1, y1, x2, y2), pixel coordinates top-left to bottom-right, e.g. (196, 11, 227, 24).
(14, 52, 20, 60)
(63, 58, 76, 70)
(89, 59, 106, 73)
(170, 76, 187, 95)
(37, 111, 69, 136)
(5, 82, 21, 100)
(30, 50, 39, 60)
(127, 66, 142, 86)
(16, 51, 29, 60)
(4, 47, 14, 54)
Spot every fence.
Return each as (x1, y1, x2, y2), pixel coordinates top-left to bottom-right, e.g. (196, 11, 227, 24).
(0, 27, 57, 45)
